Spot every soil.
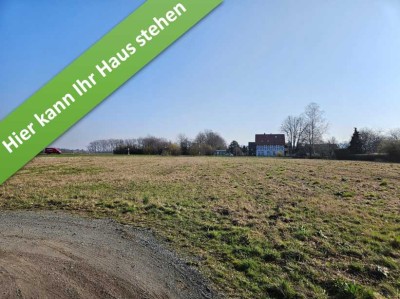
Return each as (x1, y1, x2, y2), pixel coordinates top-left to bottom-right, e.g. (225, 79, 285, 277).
(0, 211, 218, 299)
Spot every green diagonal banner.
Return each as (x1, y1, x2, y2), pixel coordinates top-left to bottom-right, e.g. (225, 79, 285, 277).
(0, 0, 222, 185)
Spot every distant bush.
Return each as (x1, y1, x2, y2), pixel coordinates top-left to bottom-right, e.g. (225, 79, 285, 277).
(334, 149, 351, 160)
(161, 143, 181, 156)
(380, 140, 400, 162)
(350, 154, 388, 162)
(335, 149, 389, 162)
(113, 146, 143, 155)
(114, 143, 181, 156)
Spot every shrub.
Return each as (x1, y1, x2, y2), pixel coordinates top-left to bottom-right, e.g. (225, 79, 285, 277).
(380, 140, 400, 162)
(334, 149, 389, 162)
(335, 149, 351, 160)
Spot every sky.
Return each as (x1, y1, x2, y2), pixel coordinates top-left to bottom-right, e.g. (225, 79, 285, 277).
(1, 0, 400, 149)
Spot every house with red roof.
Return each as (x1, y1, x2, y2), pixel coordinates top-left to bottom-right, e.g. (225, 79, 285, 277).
(248, 133, 286, 157)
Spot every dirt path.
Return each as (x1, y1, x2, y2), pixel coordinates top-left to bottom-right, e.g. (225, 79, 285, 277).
(0, 211, 218, 299)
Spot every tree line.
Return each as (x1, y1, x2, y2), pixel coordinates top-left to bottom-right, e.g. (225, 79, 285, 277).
(85, 102, 400, 162)
(336, 128, 400, 162)
(280, 102, 400, 161)
(87, 130, 227, 156)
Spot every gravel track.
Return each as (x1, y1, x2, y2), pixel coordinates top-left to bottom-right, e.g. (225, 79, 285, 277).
(0, 211, 218, 299)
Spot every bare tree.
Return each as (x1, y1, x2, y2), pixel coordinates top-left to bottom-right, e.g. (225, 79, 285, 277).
(204, 130, 226, 150)
(124, 139, 137, 148)
(389, 128, 400, 141)
(85, 131, 231, 157)
(87, 140, 105, 153)
(177, 134, 191, 155)
(304, 103, 328, 157)
(193, 130, 226, 155)
(359, 128, 384, 153)
(142, 136, 169, 155)
(87, 139, 124, 153)
(281, 115, 307, 154)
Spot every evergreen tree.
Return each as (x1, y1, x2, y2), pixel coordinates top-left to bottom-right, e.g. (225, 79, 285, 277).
(348, 128, 364, 154)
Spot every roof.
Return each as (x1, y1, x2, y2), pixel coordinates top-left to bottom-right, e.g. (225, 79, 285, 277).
(255, 134, 285, 146)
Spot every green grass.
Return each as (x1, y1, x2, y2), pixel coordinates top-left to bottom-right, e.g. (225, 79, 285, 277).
(1, 156, 399, 298)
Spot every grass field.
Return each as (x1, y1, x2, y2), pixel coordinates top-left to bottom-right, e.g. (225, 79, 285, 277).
(1, 156, 399, 298)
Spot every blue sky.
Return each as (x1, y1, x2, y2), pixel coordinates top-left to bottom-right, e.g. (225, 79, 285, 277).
(1, 0, 400, 149)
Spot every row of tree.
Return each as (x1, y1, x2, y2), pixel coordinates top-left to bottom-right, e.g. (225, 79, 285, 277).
(87, 130, 227, 156)
(178, 130, 227, 156)
(85, 102, 400, 161)
(280, 103, 400, 161)
(342, 127, 400, 161)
